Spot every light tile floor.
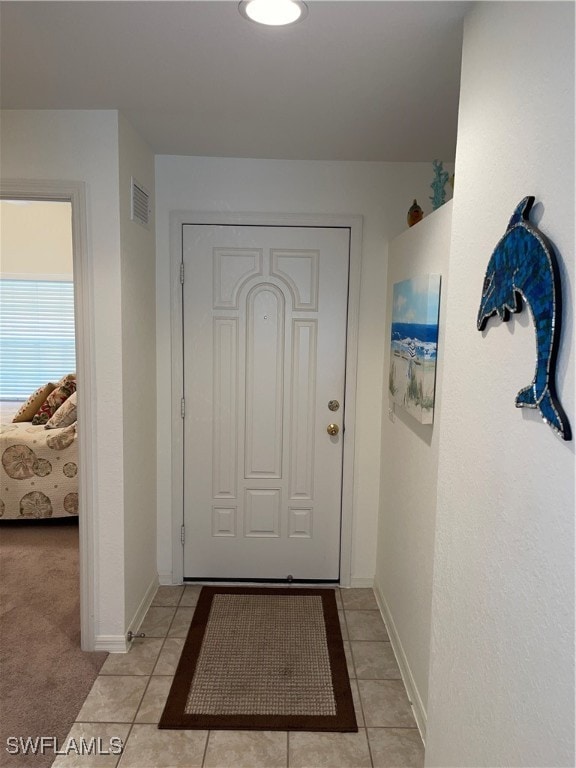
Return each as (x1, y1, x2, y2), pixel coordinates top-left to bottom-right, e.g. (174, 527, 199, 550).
(52, 587, 424, 768)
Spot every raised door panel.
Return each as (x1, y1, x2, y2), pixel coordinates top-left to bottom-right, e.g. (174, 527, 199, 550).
(244, 286, 285, 479)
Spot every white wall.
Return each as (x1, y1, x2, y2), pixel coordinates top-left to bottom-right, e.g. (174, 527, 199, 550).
(426, 4, 575, 767)
(155, 156, 452, 583)
(0, 110, 127, 641)
(0, 200, 73, 276)
(118, 113, 158, 626)
(374, 201, 452, 738)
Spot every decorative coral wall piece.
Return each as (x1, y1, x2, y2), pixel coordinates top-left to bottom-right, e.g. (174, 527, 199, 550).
(429, 160, 449, 210)
(477, 196, 571, 440)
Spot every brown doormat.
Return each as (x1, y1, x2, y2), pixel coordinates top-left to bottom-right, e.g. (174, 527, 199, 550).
(159, 587, 357, 732)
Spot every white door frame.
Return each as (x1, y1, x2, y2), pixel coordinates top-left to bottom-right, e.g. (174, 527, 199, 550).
(170, 211, 363, 587)
(1, 179, 96, 650)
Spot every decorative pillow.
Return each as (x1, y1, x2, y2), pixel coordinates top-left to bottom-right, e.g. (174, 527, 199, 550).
(45, 391, 77, 429)
(31, 378, 77, 425)
(12, 382, 56, 423)
(58, 372, 76, 388)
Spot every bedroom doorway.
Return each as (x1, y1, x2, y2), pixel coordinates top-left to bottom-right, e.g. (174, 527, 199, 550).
(0, 179, 94, 650)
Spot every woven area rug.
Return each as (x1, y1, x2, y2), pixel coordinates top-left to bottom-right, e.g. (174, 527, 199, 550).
(159, 587, 357, 732)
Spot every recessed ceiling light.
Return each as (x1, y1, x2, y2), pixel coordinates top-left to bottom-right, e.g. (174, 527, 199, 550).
(238, 0, 308, 27)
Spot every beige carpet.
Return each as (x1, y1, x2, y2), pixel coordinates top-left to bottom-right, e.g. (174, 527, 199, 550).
(160, 587, 357, 732)
(0, 521, 107, 767)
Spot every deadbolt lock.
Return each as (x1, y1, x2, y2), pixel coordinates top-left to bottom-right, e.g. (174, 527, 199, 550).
(327, 423, 339, 436)
(328, 400, 340, 412)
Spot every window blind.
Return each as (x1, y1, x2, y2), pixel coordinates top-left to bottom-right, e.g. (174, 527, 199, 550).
(0, 279, 76, 400)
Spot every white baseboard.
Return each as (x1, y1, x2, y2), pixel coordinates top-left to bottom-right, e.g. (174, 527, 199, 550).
(94, 635, 128, 653)
(373, 582, 427, 744)
(158, 572, 177, 586)
(349, 577, 374, 588)
(125, 573, 159, 644)
(93, 575, 159, 653)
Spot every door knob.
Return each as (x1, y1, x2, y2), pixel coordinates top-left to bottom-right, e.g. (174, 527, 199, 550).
(327, 423, 339, 436)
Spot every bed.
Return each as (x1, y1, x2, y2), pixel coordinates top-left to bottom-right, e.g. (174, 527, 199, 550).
(0, 421, 78, 519)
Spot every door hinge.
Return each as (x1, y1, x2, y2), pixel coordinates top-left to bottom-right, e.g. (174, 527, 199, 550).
(180, 525, 185, 544)
(181, 398, 185, 418)
(180, 262, 185, 284)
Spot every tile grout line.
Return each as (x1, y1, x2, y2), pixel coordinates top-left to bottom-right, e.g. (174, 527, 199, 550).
(200, 729, 211, 768)
(340, 589, 374, 767)
(130, 669, 149, 730)
(116, 722, 134, 768)
(131, 635, 166, 724)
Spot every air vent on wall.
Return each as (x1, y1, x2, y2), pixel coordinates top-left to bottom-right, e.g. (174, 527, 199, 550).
(130, 177, 150, 228)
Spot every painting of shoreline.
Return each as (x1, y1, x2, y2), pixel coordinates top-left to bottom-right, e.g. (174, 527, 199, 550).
(389, 274, 441, 424)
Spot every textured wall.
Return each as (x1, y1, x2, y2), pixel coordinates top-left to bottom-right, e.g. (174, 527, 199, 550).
(375, 202, 452, 738)
(425, 4, 575, 766)
(118, 113, 158, 626)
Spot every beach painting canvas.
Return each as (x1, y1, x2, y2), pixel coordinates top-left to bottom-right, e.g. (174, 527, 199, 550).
(388, 274, 441, 424)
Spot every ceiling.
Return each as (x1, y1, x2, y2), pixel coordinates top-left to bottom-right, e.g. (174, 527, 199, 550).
(0, 1, 470, 161)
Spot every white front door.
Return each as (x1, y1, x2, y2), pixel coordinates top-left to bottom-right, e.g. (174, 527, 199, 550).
(182, 224, 349, 580)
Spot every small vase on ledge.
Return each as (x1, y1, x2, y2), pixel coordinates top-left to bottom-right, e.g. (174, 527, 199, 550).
(407, 199, 424, 227)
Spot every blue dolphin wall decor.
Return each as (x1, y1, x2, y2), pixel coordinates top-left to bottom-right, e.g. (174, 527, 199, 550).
(477, 196, 571, 441)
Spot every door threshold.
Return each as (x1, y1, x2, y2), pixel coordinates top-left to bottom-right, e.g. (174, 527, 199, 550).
(184, 577, 340, 586)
